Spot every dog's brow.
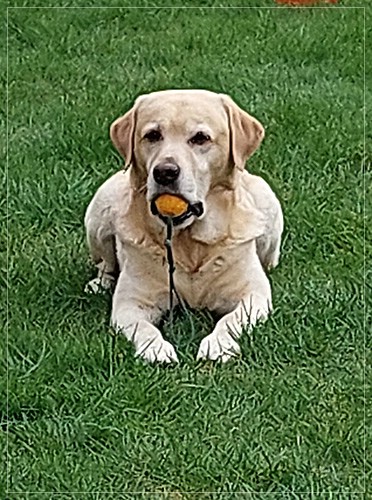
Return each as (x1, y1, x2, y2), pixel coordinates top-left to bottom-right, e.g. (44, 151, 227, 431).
(189, 124, 213, 136)
(142, 122, 161, 134)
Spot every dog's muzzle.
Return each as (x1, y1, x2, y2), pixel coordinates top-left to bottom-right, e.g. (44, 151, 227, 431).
(150, 198, 204, 226)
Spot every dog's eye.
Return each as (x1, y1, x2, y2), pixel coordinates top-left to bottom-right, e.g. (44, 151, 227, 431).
(189, 132, 211, 146)
(144, 130, 162, 142)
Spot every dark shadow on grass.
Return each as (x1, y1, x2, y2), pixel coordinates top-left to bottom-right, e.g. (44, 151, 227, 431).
(159, 306, 218, 362)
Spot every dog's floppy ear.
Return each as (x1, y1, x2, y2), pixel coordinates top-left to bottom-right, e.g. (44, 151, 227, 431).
(221, 94, 265, 170)
(110, 96, 143, 167)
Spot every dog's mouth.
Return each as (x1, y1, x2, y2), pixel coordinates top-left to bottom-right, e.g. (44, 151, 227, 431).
(150, 195, 204, 226)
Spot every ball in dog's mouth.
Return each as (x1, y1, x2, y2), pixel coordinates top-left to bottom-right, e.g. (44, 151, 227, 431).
(150, 194, 204, 225)
(154, 194, 188, 217)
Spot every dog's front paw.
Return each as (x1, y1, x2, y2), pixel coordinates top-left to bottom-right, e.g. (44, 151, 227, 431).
(136, 336, 179, 364)
(197, 331, 241, 363)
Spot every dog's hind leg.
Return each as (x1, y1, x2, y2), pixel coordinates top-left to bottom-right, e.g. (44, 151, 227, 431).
(84, 204, 119, 294)
(255, 200, 283, 271)
(256, 231, 282, 271)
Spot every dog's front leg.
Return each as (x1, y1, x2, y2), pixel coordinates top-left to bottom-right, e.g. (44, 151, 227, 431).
(111, 271, 178, 364)
(197, 260, 272, 363)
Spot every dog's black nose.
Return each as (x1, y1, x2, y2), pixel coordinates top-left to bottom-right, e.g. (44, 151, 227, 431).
(153, 163, 180, 185)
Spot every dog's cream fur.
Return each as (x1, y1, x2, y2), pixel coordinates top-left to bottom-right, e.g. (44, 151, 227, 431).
(85, 90, 283, 363)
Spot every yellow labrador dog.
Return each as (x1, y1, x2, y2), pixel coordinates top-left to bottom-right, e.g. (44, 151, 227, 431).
(85, 89, 283, 363)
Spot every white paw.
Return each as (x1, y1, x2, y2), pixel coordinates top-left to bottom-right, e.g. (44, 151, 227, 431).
(136, 337, 179, 364)
(197, 331, 241, 363)
(84, 277, 113, 294)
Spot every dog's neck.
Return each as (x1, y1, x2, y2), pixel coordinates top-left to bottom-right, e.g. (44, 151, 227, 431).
(125, 176, 264, 251)
(117, 177, 264, 274)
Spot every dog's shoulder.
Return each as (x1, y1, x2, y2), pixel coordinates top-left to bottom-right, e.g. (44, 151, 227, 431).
(190, 173, 268, 246)
(84, 170, 131, 232)
(240, 171, 283, 230)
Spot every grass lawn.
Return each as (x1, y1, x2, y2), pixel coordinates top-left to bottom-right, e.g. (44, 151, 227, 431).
(3, 0, 371, 497)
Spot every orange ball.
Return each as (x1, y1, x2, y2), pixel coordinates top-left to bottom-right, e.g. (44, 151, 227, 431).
(155, 194, 188, 217)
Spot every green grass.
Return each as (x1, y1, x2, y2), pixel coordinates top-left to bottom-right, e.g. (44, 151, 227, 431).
(3, 1, 371, 497)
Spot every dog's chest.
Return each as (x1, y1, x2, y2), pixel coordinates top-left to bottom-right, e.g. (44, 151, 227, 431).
(172, 237, 211, 274)
(171, 235, 249, 310)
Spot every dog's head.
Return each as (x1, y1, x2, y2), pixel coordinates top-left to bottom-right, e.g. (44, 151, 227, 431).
(110, 89, 264, 228)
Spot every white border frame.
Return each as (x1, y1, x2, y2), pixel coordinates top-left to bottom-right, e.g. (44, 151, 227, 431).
(6, 4, 367, 497)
